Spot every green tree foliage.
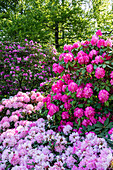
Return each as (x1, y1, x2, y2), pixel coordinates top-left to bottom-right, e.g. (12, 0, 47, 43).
(82, 0, 113, 35)
(0, 0, 112, 49)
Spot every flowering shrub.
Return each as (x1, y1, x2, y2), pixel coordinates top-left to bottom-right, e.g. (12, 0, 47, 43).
(43, 30, 113, 137)
(0, 117, 113, 169)
(0, 91, 45, 127)
(0, 30, 113, 169)
(0, 40, 58, 99)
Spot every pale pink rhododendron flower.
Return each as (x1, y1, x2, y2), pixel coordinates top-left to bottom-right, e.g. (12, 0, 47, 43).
(98, 89, 109, 103)
(105, 39, 112, 47)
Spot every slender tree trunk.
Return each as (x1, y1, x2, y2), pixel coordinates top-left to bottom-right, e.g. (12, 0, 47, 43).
(55, 22, 59, 49)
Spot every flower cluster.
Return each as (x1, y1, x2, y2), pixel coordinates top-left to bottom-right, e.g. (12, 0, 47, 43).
(0, 118, 113, 169)
(0, 41, 58, 98)
(43, 30, 112, 132)
(0, 91, 44, 128)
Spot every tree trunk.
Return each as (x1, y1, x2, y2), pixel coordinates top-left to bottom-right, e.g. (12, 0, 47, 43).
(55, 22, 59, 49)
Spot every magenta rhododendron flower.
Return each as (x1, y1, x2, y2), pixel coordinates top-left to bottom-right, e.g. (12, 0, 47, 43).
(74, 108, 84, 118)
(98, 89, 109, 103)
(77, 51, 89, 65)
(47, 103, 59, 116)
(64, 44, 73, 52)
(89, 49, 97, 59)
(62, 111, 69, 119)
(76, 87, 83, 98)
(97, 39, 105, 48)
(64, 102, 72, 110)
(91, 35, 98, 46)
(62, 94, 69, 102)
(68, 82, 78, 93)
(64, 53, 74, 63)
(94, 55, 104, 64)
(53, 63, 64, 74)
(84, 106, 95, 118)
(86, 64, 93, 73)
(83, 87, 93, 98)
(96, 30, 102, 36)
(72, 41, 80, 49)
(110, 79, 113, 85)
(95, 67, 105, 79)
(110, 71, 113, 79)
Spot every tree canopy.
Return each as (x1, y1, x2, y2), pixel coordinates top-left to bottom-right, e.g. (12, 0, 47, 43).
(0, 0, 112, 49)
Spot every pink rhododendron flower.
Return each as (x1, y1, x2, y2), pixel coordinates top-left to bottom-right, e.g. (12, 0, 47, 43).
(68, 82, 78, 93)
(76, 87, 83, 98)
(82, 119, 92, 126)
(9, 153, 20, 166)
(84, 106, 95, 118)
(53, 63, 64, 74)
(86, 64, 93, 73)
(96, 30, 102, 36)
(83, 87, 93, 98)
(98, 89, 109, 103)
(26, 104, 33, 111)
(105, 39, 112, 47)
(62, 111, 69, 119)
(64, 53, 74, 63)
(91, 35, 98, 46)
(74, 108, 84, 118)
(95, 67, 105, 79)
(0, 105, 4, 112)
(97, 39, 105, 48)
(110, 71, 113, 79)
(94, 55, 104, 64)
(89, 49, 98, 59)
(72, 42, 80, 49)
(62, 94, 69, 102)
(110, 79, 113, 85)
(64, 44, 73, 52)
(64, 102, 72, 110)
(47, 103, 59, 116)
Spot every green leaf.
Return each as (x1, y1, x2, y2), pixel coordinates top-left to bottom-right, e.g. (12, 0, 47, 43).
(94, 121, 103, 128)
(81, 69, 86, 74)
(78, 104, 84, 108)
(106, 86, 110, 91)
(107, 122, 113, 128)
(94, 128, 102, 132)
(94, 65, 98, 69)
(102, 64, 106, 68)
(105, 101, 109, 107)
(104, 118, 109, 127)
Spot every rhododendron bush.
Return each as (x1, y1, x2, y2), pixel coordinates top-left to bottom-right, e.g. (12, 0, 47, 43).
(43, 30, 113, 137)
(0, 30, 113, 169)
(0, 40, 58, 99)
